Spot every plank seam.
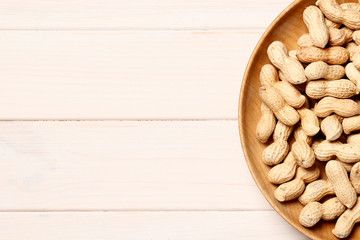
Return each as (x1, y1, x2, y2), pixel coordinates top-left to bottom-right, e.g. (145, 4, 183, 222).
(0, 119, 238, 122)
(0, 28, 266, 31)
(0, 209, 274, 212)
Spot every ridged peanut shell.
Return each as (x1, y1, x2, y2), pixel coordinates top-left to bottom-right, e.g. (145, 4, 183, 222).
(341, 162, 354, 172)
(274, 82, 306, 108)
(299, 202, 323, 227)
(346, 42, 359, 59)
(348, 133, 360, 144)
(262, 121, 293, 166)
(297, 108, 320, 136)
(321, 114, 343, 141)
(288, 50, 298, 60)
(322, 197, 346, 221)
(333, 197, 360, 239)
(352, 48, 360, 70)
(275, 166, 320, 202)
(314, 140, 360, 163)
(316, 0, 360, 30)
(305, 61, 345, 80)
(262, 140, 289, 166)
(340, 2, 360, 12)
(343, 27, 354, 43)
(256, 103, 276, 143)
(259, 86, 300, 126)
(353, 30, 360, 45)
(267, 41, 307, 84)
(296, 46, 349, 64)
(326, 160, 357, 208)
(292, 127, 315, 168)
(345, 62, 360, 91)
(346, 42, 360, 70)
(306, 79, 358, 99)
(328, 27, 347, 46)
(268, 151, 297, 184)
(325, 18, 341, 28)
(303, 6, 329, 48)
(260, 64, 305, 108)
(313, 97, 360, 118)
(342, 115, 360, 134)
(297, 33, 313, 48)
(298, 179, 335, 205)
(260, 64, 278, 87)
(350, 162, 360, 194)
(299, 198, 345, 227)
(272, 120, 293, 142)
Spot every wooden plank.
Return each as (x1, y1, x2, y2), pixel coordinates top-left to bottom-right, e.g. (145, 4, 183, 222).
(0, 120, 272, 210)
(0, 211, 309, 240)
(0, 30, 262, 120)
(0, 0, 293, 29)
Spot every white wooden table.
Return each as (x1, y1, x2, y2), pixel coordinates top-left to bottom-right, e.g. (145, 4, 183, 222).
(0, 1, 310, 239)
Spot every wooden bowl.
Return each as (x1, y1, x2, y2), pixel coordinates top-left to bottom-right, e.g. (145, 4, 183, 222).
(238, 0, 359, 239)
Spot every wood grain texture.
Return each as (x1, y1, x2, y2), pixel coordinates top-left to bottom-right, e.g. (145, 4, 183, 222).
(0, 30, 260, 120)
(0, 120, 271, 210)
(238, 0, 358, 239)
(0, 211, 308, 240)
(0, 0, 317, 238)
(0, 0, 293, 29)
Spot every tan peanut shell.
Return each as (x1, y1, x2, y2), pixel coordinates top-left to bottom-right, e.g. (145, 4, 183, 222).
(350, 162, 360, 194)
(275, 166, 320, 202)
(326, 160, 357, 208)
(305, 61, 345, 80)
(260, 64, 278, 87)
(321, 197, 346, 221)
(328, 27, 347, 46)
(268, 151, 297, 184)
(298, 179, 335, 205)
(296, 46, 349, 64)
(353, 30, 360, 45)
(267, 41, 307, 84)
(260, 64, 305, 108)
(343, 115, 360, 134)
(303, 6, 329, 48)
(305, 79, 359, 99)
(325, 18, 341, 28)
(299, 202, 323, 228)
(279, 69, 308, 93)
(298, 107, 320, 136)
(297, 33, 314, 48)
(256, 103, 276, 143)
(316, 0, 360, 30)
(262, 121, 293, 166)
(352, 48, 360, 70)
(348, 133, 360, 145)
(288, 50, 299, 60)
(313, 140, 360, 163)
(259, 86, 300, 126)
(313, 97, 360, 118)
(346, 42, 359, 59)
(333, 197, 360, 239)
(292, 126, 315, 168)
(321, 114, 343, 141)
(340, 2, 360, 12)
(346, 42, 360, 70)
(299, 198, 345, 227)
(341, 162, 354, 173)
(343, 27, 354, 43)
(345, 62, 360, 91)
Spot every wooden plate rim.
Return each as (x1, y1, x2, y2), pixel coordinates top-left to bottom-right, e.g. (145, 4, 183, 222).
(238, 0, 320, 239)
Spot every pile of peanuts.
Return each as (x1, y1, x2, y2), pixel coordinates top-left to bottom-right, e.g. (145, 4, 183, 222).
(256, 0, 360, 238)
